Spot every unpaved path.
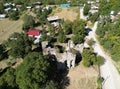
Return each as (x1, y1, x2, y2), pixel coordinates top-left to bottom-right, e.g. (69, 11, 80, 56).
(80, 6, 120, 89)
(86, 22, 120, 89)
(80, 6, 86, 20)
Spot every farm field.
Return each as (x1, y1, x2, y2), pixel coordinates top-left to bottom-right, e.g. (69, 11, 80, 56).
(0, 19, 23, 43)
(66, 64, 98, 89)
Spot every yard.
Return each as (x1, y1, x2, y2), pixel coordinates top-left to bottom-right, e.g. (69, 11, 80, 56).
(51, 6, 79, 21)
(0, 19, 23, 43)
(66, 64, 98, 89)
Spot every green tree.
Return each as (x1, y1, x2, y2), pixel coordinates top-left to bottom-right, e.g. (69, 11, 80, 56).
(8, 33, 32, 58)
(57, 27, 66, 43)
(22, 15, 35, 31)
(87, 38, 95, 47)
(45, 81, 58, 89)
(72, 19, 86, 44)
(90, 12, 99, 23)
(0, 2, 4, 14)
(82, 48, 96, 67)
(48, 24, 55, 36)
(8, 11, 19, 20)
(0, 44, 5, 60)
(16, 52, 50, 89)
(83, 4, 91, 16)
(63, 20, 72, 35)
(0, 68, 17, 89)
(72, 34, 84, 44)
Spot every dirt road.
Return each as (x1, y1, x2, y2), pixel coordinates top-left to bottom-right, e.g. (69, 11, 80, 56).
(86, 22, 120, 89)
(80, 6, 120, 89)
(80, 6, 86, 20)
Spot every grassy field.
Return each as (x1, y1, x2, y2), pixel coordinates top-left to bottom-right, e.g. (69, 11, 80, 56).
(66, 64, 98, 89)
(0, 19, 23, 43)
(51, 7, 79, 21)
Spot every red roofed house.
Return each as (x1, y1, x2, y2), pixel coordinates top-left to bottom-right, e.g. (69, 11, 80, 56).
(26, 29, 42, 44)
(26, 29, 41, 37)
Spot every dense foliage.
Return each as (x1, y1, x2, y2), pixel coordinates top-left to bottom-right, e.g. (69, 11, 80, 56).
(82, 48, 104, 67)
(7, 33, 32, 58)
(0, 44, 5, 60)
(16, 52, 50, 89)
(63, 20, 72, 35)
(72, 19, 86, 44)
(0, 2, 4, 14)
(96, 19, 120, 61)
(22, 15, 35, 31)
(99, 0, 120, 15)
(83, 4, 91, 16)
(0, 68, 17, 89)
(57, 27, 66, 43)
(89, 12, 99, 23)
(8, 10, 19, 20)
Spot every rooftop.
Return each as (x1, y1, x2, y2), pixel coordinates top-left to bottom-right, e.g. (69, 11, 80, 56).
(26, 29, 40, 36)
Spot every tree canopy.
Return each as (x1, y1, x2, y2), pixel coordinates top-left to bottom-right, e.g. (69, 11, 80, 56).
(8, 11, 19, 20)
(72, 19, 86, 44)
(82, 48, 97, 67)
(83, 4, 91, 16)
(96, 18, 120, 62)
(16, 52, 50, 89)
(0, 68, 17, 89)
(7, 32, 32, 58)
(22, 15, 35, 31)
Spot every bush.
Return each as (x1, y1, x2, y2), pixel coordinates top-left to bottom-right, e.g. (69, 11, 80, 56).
(97, 77, 104, 89)
(83, 4, 91, 16)
(87, 39, 95, 47)
(8, 11, 19, 20)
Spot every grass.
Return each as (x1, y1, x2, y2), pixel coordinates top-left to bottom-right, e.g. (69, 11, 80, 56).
(50, 6, 78, 21)
(0, 19, 23, 43)
(66, 64, 98, 89)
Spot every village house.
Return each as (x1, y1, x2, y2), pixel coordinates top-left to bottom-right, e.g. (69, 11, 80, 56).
(89, 1, 99, 14)
(89, 9, 98, 14)
(26, 29, 42, 44)
(47, 16, 60, 22)
(47, 16, 60, 28)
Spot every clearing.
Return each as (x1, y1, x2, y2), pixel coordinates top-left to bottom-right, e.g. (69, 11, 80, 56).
(51, 7, 79, 21)
(0, 19, 23, 43)
(66, 64, 98, 89)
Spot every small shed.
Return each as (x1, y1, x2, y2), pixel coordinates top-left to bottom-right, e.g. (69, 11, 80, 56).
(61, 4, 70, 8)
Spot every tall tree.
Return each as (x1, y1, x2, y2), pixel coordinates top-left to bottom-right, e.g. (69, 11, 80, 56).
(83, 4, 91, 16)
(63, 20, 72, 35)
(72, 19, 86, 44)
(0, 68, 17, 89)
(22, 15, 35, 31)
(82, 48, 96, 67)
(8, 33, 32, 58)
(57, 27, 66, 43)
(8, 11, 19, 20)
(16, 52, 50, 89)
